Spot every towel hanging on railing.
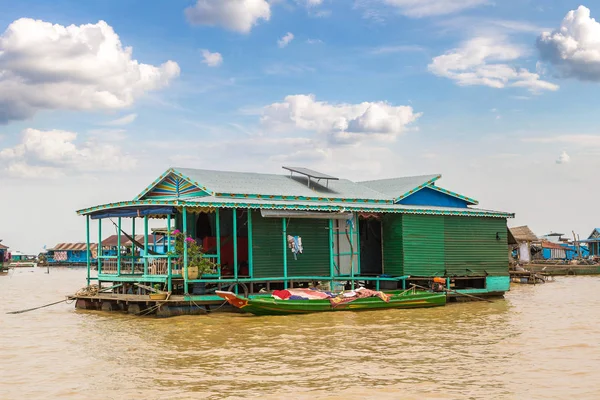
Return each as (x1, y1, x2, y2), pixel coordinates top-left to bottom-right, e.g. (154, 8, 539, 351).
(287, 235, 303, 260)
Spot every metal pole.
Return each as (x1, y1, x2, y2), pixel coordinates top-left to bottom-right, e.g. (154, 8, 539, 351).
(167, 214, 172, 292)
(283, 218, 288, 289)
(247, 209, 253, 278)
(86, 215, 90, 286)
(329, 218, 334, 289)
(350, 220, 355, 290)
(117, 217, 121, 276)
(233, 208, 238, 282)
(131, 217, 135, 274)
(183, 207, 188, 295)
(98, 219, 102, 275)
(144, 216, 148, 276)
(216, 208, 221, 277)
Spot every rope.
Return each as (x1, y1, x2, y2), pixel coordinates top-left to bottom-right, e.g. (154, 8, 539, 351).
(6, 299, 66, 314)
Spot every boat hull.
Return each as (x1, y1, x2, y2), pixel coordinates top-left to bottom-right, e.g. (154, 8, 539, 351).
(216, 290, 446, 316)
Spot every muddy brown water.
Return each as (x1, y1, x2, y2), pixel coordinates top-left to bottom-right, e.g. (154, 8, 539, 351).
(1, 268, 599, 399)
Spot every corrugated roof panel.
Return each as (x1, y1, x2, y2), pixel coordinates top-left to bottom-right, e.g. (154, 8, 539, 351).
(360, 174, 441, 201)
(173, 167, 390, 201)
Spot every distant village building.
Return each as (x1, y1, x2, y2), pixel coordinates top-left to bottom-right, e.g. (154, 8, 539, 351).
(583, 228, 600, 257)
(509, 226, 538, 263)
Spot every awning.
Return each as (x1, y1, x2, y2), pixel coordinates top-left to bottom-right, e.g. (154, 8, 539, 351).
(260, 209, 353, 220)
(90, 206, 176, 220)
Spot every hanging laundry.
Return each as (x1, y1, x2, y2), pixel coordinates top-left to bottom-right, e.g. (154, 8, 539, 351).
(287, 235, 303, 260)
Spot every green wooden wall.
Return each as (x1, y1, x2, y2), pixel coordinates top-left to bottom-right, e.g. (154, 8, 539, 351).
(444, 216, 508, 276)
(381, 214, 404, 275)
(403, 214, 445, 276)
(381, 214, 508, 277)
(285, 218, 330, 276)
(251, 211, 284, 278)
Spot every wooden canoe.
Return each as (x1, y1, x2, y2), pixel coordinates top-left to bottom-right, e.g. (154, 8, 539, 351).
(216, 289, 446, 316)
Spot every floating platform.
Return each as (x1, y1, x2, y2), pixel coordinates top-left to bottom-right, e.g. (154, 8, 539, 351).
(68, 293, 235, 317)
(525, 264, 600, 276)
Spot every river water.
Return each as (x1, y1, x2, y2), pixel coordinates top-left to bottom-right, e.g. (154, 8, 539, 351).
(1, 268, 599, 400)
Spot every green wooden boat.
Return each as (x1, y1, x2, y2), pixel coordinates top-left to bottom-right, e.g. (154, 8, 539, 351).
(216, 289, 446, 316)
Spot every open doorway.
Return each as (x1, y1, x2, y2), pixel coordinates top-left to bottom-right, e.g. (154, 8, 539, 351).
(193, 209, 249, 277)
(359, 216, 382, 275)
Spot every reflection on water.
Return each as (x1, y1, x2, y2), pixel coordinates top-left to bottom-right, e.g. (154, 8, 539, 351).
(1, 268, 599, 399)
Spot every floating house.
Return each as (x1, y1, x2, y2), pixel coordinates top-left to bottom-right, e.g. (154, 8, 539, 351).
(74, 166, 514, 312)
(46, 243, 98, 266)
(0, 240, 9, 265)
(582, 228, 600, 258)
(509, 226, 537, 263)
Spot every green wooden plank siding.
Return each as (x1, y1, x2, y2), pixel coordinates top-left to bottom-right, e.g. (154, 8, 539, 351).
(444, 216, 508, 276)
(382, 214, 404, 275)
(251, 211, 284, 278)
(285, 219, 330, 276)
(403, 214, 445, 276)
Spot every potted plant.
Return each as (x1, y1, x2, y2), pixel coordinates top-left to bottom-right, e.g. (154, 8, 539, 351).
(169, 230, 215, 279)
(149, 283, 168, 300)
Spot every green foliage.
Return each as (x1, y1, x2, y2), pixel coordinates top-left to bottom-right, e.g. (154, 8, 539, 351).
(168, 230, 215, 275)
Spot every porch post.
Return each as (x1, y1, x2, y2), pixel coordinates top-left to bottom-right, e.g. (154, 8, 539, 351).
(355, 215, 361, 275)
(183, 206, 189, 295)
(247, 209, 253, 278)
(329, 218, 334, 288)
(117, 217, 122, 276)
(131, 217, 135, 274)
(97, 219, 102, 275)
(233, 208, 238, 281)
(283, 218, 288, 289)
(143, 216, 148, 276)
(350, 220, 355, 290)
(167, 214, 172, 292)
(216, 208, 221, 277)
(86, 215, 90, 286)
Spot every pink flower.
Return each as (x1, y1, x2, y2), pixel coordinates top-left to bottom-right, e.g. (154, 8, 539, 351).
(173, 229, 180, 235)
(185, 237, 195, 242)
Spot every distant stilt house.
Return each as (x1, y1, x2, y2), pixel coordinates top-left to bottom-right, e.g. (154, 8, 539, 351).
(509, 226, 538, 263)
(76, 166, 514, 300)
(0, 240, 9, 266)
(46, 243, 98, 266)
(583, 228, 600, 258)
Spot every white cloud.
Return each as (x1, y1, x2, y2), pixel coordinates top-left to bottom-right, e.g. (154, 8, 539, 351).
(556, 150, 570, 164)
(523, 134, 600, 147)
(185, 0, 271, 34)
(537, 6, 600, 81)
(103, 113, 137, 126)
(278, 32, 295, 48)
(0, 128, 136, 178)
(201, 49, 223, 67)
(297, 0, 323, 6)
(261, 94, 421, 144)
(370, 45, 425, 55)
(382, 0, 489, 18)
(428, 36, 559, 92)
(0, 18, 180, 124)
(306, 39, 323, 44)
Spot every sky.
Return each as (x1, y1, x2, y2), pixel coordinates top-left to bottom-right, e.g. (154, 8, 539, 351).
(1, 0, 600, 253)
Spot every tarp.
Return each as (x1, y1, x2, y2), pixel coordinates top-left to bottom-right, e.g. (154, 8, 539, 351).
(90, 206, 175, 220)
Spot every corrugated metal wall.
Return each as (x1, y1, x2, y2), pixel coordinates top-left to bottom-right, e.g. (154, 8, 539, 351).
(444, 216, 508, 276)
(403, 214, 445, 276)
(251, 211, 284, 278)
(380, 214, 508, 277)
(381, 214, 404, 275)
(286, 219, 330, 276)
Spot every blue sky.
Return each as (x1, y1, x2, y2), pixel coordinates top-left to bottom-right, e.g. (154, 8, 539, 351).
(1, 0, 600, 252)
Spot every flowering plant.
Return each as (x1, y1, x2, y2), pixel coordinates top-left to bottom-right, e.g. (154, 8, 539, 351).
(168, 230, 215, 275)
